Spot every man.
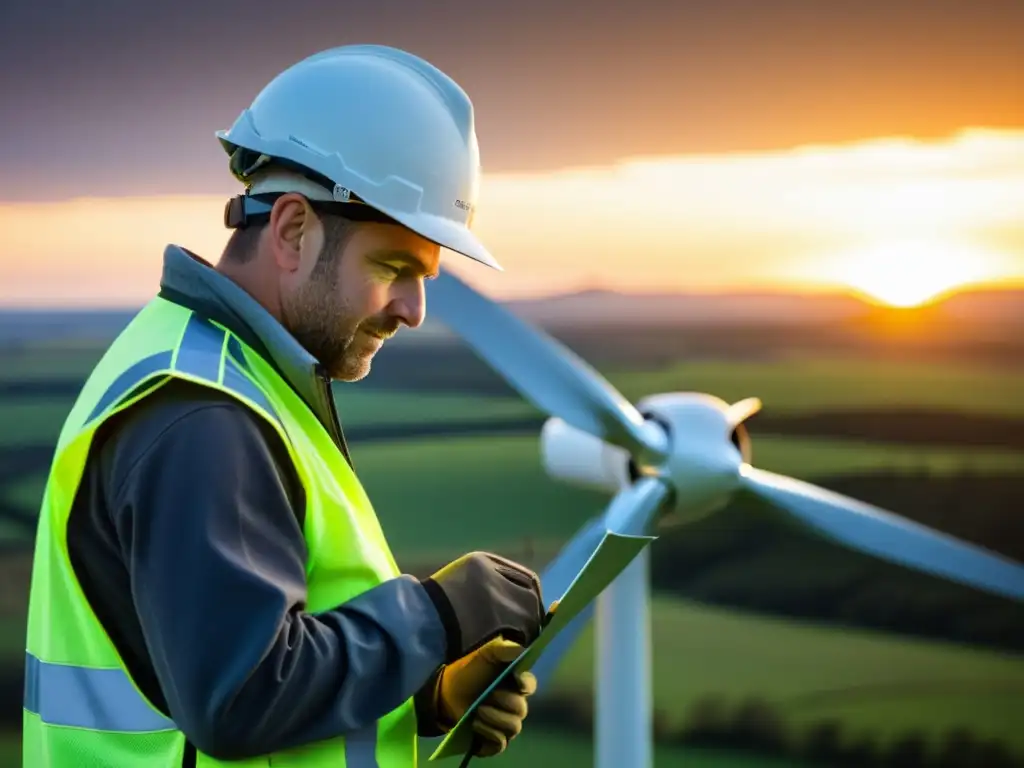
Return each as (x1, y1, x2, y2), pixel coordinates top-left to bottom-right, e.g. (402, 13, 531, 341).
(23, 45, 548, 766)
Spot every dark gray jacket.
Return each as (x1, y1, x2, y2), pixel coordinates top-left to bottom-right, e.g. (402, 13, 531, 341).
(66, 245, 449, 764)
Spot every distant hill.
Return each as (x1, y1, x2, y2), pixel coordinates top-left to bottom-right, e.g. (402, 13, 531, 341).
(1, 286, 1020, 346)
(933, 287, 1024, 323)
(503, 288, 873, 327)
(503, 286, 1024, 328)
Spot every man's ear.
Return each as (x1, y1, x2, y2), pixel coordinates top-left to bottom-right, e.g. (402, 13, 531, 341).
(267, 194, 312, 272)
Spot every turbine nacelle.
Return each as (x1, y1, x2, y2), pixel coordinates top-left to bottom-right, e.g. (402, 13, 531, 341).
(539, 392, 763, 528)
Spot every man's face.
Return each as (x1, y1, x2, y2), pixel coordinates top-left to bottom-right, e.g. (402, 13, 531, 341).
(280, 213, 441, 381)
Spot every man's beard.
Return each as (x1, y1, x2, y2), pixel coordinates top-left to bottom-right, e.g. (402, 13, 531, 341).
(281, 267, 398, 382)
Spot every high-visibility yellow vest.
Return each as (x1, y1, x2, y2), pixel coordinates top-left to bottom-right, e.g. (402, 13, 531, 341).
(23, 296, 419, 767)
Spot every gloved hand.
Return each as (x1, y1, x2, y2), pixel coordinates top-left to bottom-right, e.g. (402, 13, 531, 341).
(420, 552, 545, 663)
(426, 601, 559, 757)
(436, 637, 536, 757)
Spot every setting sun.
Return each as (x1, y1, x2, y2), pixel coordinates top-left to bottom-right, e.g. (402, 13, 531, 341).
(829, 240, 1012, 308)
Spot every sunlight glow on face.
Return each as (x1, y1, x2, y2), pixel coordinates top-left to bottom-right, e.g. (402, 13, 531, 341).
(830, 240, 1009, 307)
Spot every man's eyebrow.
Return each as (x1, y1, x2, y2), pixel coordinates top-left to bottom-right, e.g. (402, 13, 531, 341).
(368, 249, 440, 278)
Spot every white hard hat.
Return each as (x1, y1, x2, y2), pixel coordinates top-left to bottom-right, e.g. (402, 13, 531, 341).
(217, 44, 501, 270)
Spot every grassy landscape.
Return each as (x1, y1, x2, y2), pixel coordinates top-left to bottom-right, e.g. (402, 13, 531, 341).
(5, 432, 1023, 557)
(546, 597, 1024, 750)
(419, 729, 806, 767)
(333, 388, 537, 426)
(0, 733, 16, 767)
(0, 726, 802, 767)
(1, 329, 1023, 766)
(0, 401, 74, 449)
(357, 434, 1024, 562)
(0, 345, 103, 382)
(606, 358, 1024, 417)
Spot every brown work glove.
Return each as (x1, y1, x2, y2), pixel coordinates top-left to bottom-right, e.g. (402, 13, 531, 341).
(436, 638, 535, 757)
(420, 552, 545, 663)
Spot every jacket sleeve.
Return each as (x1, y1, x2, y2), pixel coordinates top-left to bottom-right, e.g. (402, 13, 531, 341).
(103, 390, 448, 759)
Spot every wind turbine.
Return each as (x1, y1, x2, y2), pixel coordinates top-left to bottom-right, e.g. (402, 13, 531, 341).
(425, 269, 1024, 768)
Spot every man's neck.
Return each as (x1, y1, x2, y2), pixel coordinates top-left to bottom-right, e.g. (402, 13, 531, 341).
(214, 253, 284, 324)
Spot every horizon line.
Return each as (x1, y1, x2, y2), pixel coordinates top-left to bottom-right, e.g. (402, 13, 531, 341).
(2, 276, 1021, 313)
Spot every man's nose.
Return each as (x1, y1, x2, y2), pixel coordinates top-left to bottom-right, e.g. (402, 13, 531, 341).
(390, 280, 427, 329)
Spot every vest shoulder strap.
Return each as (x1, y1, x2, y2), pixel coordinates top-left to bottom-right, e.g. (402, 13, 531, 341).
(87, 311, 284, 435)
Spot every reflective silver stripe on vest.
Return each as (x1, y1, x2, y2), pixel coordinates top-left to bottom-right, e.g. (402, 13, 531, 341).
(175, 313, 282, 425)
(25, 652, 383, 763)
(86, 313, 281, 428)
(86, 350, 175, 424)
(23, 652, 176, 732)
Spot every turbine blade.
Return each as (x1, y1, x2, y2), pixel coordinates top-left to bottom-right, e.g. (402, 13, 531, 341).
(739, 465, 1024, 602)
(427, 269, 668, 460)
(725, 397, 762, 427)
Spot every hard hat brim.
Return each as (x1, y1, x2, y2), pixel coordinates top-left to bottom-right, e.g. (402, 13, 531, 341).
(384, 209, 503, 272)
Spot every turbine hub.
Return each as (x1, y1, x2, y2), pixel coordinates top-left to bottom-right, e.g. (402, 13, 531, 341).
(637, 393, 748, 525)
(539, 392, 757, 530)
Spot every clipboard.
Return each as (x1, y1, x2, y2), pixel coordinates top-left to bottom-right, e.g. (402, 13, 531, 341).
(428, 529, 656, 761)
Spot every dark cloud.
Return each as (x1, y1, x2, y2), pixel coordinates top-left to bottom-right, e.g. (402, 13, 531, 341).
(1, 0, 1022, 200)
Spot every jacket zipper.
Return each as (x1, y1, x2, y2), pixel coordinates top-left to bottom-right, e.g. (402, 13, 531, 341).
(316, 365, 354, 467)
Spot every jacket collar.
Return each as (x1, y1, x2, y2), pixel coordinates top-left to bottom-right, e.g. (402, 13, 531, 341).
(157, 244, 349, 457)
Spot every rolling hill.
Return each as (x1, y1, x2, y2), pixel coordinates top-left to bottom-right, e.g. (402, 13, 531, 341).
(2, 285, 1021, 345)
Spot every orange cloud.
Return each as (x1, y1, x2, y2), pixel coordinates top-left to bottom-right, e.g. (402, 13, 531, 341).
(1, 128, 1021, 306)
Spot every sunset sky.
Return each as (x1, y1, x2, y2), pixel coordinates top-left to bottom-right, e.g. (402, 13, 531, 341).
(2, 0, 1022, 307)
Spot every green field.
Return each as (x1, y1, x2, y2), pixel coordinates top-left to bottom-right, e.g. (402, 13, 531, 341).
(356, 434, 1024, 560)
(1, 594, 1022, 762)
(0, 345, 105, 381)
(333, 387, 536, 427)
(2, 351, 1021, 457)
(0, 390, 532, 450)
(4, 352, 1023, 421)
(0, 728, 799, 767)
(419, 729, 804, 767)
(0, 401, 75, 449)
(2, 348, 1024, 765)
(0, 733, 16, 767)
(6, 432, 1024, 555)
(3, 478, 47, 515)
(546, 597, 1024, 752)
(605, 358, 1024, 417)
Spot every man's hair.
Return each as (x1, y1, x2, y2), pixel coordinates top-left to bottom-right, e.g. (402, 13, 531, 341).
(221, 212, 357, 271)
